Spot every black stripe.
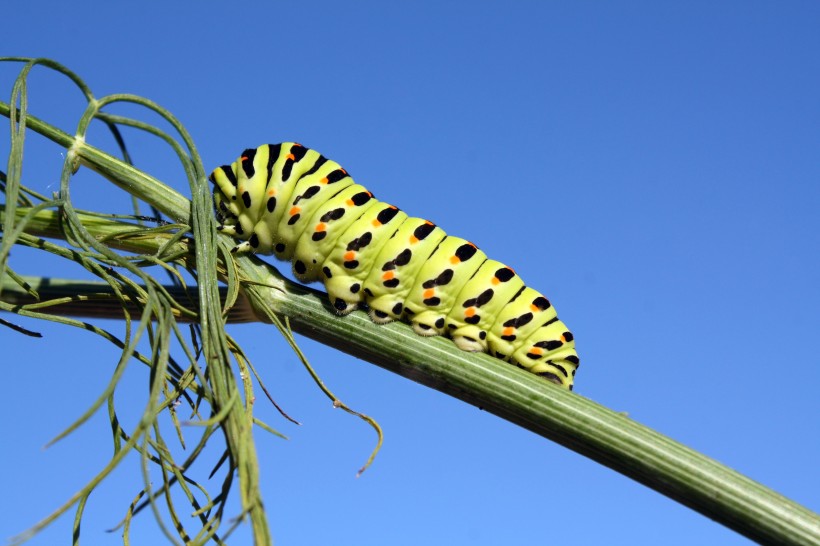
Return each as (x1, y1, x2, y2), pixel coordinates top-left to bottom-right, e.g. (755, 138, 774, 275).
(240, 148, 257, 178)
(266, 143, 281, 184)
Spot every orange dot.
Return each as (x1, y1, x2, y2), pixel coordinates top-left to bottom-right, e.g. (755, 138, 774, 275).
(320, 177, 329, 184)
(423, 288, 435, 299)
(491, 277, 500, 285)
(289, 206, 301, 216)
(464, 307, 476, 318)
(240, 156, 249, 162)
(409, 235, 419, 244)
(450, 255, 460, 264)
(503, 326, 515, 336)
(346, 199, 354, 206)
(286, 153, 295, 160)
(268, 189, 276, 196)
(530, 303, 539, 312)
(372, 219, 382, 227)
(344, 251, 356, 261)
(560, 335, 566, 342)
(530, 347, 543, 356)
(315, 223, 326, 232)
(382, 271, 395, 281)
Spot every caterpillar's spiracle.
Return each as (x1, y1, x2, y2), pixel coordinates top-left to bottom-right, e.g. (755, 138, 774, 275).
(210, 143, 579, 389)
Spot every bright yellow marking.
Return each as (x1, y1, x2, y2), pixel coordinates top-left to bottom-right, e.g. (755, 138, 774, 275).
(289, 206, 301, 216)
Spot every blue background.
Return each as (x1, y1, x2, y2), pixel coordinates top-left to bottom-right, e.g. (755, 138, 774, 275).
(2, 2, 818, 545)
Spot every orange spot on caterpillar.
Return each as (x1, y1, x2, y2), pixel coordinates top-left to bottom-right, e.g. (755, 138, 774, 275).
(240, 156, 249, 162)
(372, 219, 382, 227)
(503, 326, 515, 336)
(530, 347, 543, 356)
(382, 271, 395, 281)
(409, 236, 419, 244)
(286, 153, 295, 160)
(320, 177, 329, 184)
(465, 307, 476, 318)
(344, 251, 356, 261)
(346, 199, 354, 206)
(315, 223, 326, 232)
(268, 189, 276, 196)
(491, 277, 501, 285)
(423, 288, 435, 299)
(560, 334, 567, 342)
(289, 206, 301, 216)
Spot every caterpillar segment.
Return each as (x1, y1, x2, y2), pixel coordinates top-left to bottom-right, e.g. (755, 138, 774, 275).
(210, 142, 579, 389)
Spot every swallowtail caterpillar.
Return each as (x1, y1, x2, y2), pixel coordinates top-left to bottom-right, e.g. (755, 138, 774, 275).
(210, 143, 579, 389)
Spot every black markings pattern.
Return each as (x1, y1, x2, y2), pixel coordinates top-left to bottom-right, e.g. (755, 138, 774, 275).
(348, 232, 372, 252)
(265, 143, 281, 183)
(377, 206, 400, 224)
(495, 267, 515, 282)
(413, 222, 436, 241)
(240, 147, 257, 178)
(455, 243, 477, 262)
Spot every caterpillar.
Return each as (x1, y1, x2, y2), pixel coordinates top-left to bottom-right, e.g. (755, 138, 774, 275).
(210, 143, 579, 389)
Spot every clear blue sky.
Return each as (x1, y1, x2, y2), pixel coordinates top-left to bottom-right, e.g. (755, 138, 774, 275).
(2, 2, 818, 545)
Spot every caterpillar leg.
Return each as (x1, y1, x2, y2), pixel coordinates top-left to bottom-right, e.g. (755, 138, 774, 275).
(216, 225, 253, 254)
(408, 312, 447, 337)
(229, 240, 254, 254)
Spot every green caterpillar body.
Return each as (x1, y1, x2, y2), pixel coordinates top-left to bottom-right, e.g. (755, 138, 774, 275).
(210, 143, 579, 389)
